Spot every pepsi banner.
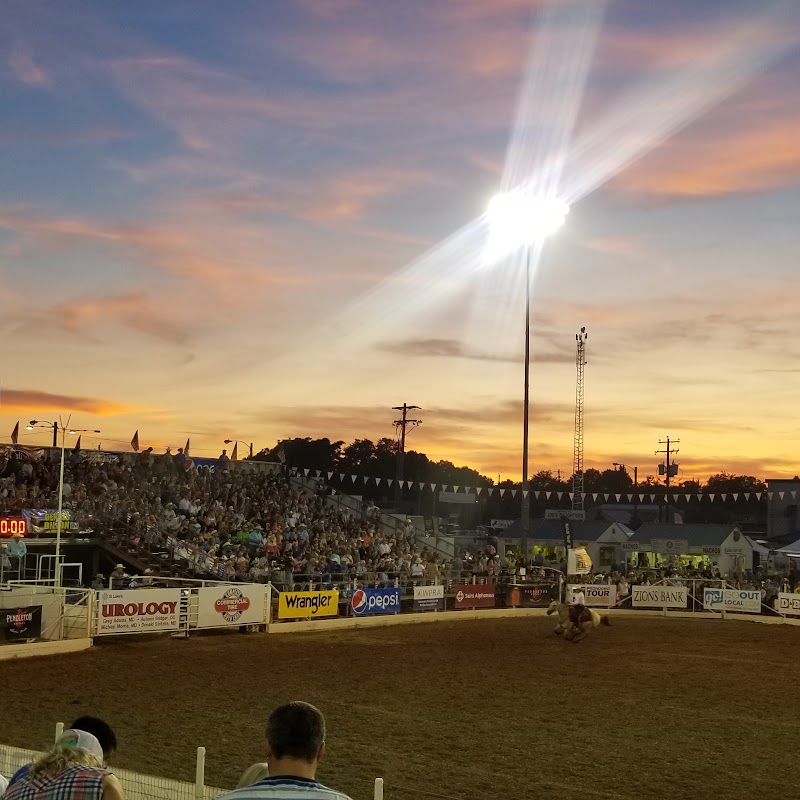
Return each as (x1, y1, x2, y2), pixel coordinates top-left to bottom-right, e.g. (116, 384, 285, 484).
(350, 587, 400, 617)
(413, 584, 444, 612)
(1, 605, 42, 641)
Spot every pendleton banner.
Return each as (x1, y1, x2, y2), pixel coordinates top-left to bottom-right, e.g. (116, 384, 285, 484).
(1, 605, 43, 641)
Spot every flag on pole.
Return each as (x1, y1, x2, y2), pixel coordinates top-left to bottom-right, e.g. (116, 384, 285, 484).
(230, 441, 238, 461)
(276, 444, 286, 464)
(184, 438, 191, 457)
(567, 547, 592, 576)
(11, 421, 19, 445)
(131, 430, 140, 452)
(73, 435, 82, 453)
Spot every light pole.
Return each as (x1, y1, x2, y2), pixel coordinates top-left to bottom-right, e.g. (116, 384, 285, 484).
(224, 439, 254, 459)
(27, 418, 100, 586)
(485, 190, 569, 566)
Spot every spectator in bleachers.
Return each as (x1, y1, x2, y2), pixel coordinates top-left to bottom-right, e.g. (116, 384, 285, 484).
(216, 702, 352, 800)
(5, 729, 123, 800)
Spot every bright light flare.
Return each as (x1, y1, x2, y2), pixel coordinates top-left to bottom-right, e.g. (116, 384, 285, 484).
(484, 191, 569, 264)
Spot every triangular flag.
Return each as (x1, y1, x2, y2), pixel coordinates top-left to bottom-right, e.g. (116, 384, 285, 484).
(418, 482, 424, 490)
(131, 430, 140, 452)
(779, 491, 785, 500)
(314, 470, 321, 478)
(231, 442, 238, 461)
(592, 493, 599, 501)
(350, 474, 357, 483)
(430, 483, 436, 491)
(338, 473, 345, 481)
(327, 472, 333, 479)
(615, 493, 622, 501)
(546, 492, 552, 499)
(744, 493, 750, 500)
(697, 494, 702, 501)
(375, 478, 382, 486)
(453, 485, 460, 492)
(755, 492, 762, 500)
(303, 469, 310, 477)
(709, 494, 715, 501)
(721, 494, 728, 502)
(184, 438, 190, 457)
(569, 493, 574, 500)
(522, 490, 528, 498)
(732, 493, 738, 501)
(626, 494, 633, 502)
(11, 421, 19, 445)
(649, 494, 656, 502)
(500, 489, 506, 497)
(73, 435, 82, 453)
(792, 491, 798, 499)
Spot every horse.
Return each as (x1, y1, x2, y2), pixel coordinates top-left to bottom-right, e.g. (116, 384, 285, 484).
(546, 600, 610, 641)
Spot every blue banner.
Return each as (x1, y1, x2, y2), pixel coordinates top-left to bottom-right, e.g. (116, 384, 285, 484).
(350, 587, 401, 616)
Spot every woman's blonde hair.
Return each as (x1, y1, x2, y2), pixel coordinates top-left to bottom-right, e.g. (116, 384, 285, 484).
(29, 748, 100, 781)
(236, 763, 269, 788)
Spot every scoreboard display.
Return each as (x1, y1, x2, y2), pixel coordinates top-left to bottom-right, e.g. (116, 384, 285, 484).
(0, 517, 27, 537)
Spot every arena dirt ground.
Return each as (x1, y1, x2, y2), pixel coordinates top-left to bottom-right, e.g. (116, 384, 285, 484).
(2, 615, 798, 800)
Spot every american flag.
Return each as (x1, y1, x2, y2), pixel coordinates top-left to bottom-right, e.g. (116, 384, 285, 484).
(130, 430, 140, 452)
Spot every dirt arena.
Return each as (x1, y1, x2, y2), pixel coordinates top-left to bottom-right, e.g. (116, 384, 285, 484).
(2, 615, 798, 800)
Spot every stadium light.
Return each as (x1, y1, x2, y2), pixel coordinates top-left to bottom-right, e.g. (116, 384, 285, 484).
(485, 189, 569, 566)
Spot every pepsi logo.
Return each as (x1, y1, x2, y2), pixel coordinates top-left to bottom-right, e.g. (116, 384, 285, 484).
(351, 589, 368, 615)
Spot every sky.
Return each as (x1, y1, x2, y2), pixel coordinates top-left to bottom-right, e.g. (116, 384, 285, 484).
(1, 0, 799, 483)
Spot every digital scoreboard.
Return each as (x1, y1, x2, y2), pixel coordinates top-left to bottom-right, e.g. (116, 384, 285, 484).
(0, 517, 27, 537)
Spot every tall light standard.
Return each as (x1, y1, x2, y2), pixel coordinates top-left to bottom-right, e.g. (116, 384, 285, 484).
(224, 439, 254, 459)
(27, 418, 100, 585)
(485, 191, 569, 566)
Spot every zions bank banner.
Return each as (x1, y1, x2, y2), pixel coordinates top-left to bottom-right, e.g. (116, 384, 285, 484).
(350, 587, 400, 616)
(278, 590, 339, 619)
(96, 589, 183, 634)
(631, 585, 687, 608)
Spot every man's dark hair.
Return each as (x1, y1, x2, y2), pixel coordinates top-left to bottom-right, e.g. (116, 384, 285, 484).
(70, 716, 118, 758)
(266, 702, 325, 762)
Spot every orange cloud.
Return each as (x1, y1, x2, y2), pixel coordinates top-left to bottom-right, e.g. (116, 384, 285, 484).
(8, 42, 48, 87)
(2, 389, 137, 416)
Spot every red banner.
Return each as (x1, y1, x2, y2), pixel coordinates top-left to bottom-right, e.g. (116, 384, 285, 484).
(454, 584, 496, 609)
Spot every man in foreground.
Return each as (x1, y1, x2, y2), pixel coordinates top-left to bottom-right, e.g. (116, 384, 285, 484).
(218, 702, 352, 800)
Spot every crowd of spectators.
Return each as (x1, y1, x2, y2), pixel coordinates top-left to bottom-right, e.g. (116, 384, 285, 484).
(0, 450, 455, 588)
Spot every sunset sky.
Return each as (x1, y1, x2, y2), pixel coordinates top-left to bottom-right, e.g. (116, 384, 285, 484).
(2, 0, 799, 483)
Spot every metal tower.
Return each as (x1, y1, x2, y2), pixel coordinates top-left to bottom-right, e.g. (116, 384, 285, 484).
(572, 327, 588, 512)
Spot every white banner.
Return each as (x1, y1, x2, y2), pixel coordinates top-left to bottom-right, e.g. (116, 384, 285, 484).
(414, 585, 444, 600)
(651, 539, 689, 554)
(776, 592, 800, 616)
(631, 585, 687, 608)
(97, 589, 182, 634)
(568, 584, 616, 607)
(567, 548, 592, 575)
(196, 585, 266, 628)
(703, 588, 761, 614)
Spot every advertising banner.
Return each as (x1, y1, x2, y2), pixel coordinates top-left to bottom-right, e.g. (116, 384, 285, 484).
(454, 584, 496, 609)
(196, 585, 266, 628)
(568, 584, 616, 608)
(506, 582, 559, 608)
(776, 593, 800, 616)
(97, 589, 183, 634)
(1, 605, 42, 641)
(567, 548, 592, 575)
(651, 539, 689, 555)
(278, 590, 339, 619)
(703, 588, 761, 614)
(631, 585, 687, 608)
(413, 585, 444, 612)
(350, 587, 401, 616)
(21, 509, 76, 534)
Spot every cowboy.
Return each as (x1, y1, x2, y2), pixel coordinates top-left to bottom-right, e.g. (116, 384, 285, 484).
(569, 585, 586, 630)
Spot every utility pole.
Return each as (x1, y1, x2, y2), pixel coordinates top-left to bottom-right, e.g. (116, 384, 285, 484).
(655, 437, 680, 488)
(393, 404, 421, 509)
(572, 327, 588, 513)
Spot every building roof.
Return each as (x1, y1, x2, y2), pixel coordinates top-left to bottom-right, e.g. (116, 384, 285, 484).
(501, 518, 615, 542)
(631, 522, 739, 547)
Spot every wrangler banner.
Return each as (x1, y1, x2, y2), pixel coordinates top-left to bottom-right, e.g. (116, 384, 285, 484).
(96, 589, 183, 634)
(278, 590, 339, 619)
